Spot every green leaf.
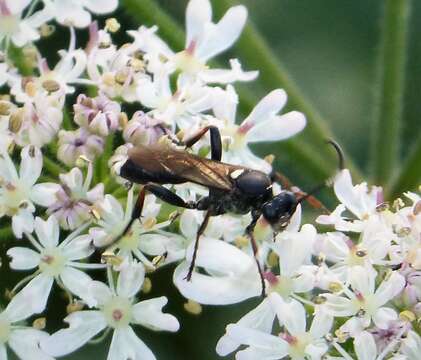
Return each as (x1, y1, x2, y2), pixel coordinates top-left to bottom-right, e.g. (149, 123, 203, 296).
(371, 0, 411, 186)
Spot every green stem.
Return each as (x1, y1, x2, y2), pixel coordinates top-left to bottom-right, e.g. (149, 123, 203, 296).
(43, 155, 65, 177)
(371, 0, 411, 185)
(0, 226, 13, 240)
(387, 132, 421, 199)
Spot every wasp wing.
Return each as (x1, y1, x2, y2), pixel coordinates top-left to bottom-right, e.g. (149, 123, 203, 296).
(127, 144, 242, 191)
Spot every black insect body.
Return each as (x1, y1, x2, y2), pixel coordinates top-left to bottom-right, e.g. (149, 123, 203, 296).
(119, 126, 342, 295)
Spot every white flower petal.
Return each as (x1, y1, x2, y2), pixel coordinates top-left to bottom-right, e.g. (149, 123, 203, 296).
(197, 5, 248, 61)
(350, 266, 376, 296)
(321, 293, 356, 317)
(61, 235, 94, 260)
(90, 280, 113, 306)
(30, 183, 61, 207)
(372, 307, 397, 329)
(12, 274, 53, 317)
(216, 297, 276, 356)
(272, 224, 316, 276)
(247, 111, 306, 143)
(0, 344, 6, 359)
(236, 347, 285, 360)
(19, 146, 42, 186)
(84, 0, 118, 14)
(41, 311, 106, 357)
(241, 89, 287, 129)
(309, 308, 333, 338)
(117, 262, 145, 299)
(173, 261, 260, 305)
(185, 0, 212, 47)
(9, 329, 53, 360)
(107, 327, 156, 360)
(132, 297, 179, 332)
(60, 267, 96, 307)
(7, 247, 40, 270)
(354, 331, 377, 360)
(12, 208, 34, 239)
(34, 216, 60, 248)
(226, 324, 288, 355)
(270, 295, 306, 335)
(374, 272, 405, 307)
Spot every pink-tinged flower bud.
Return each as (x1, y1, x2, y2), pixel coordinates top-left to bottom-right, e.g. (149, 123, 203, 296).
(74, 93, 120, 137)
(58, 127, 104, 166)
(123, 111, 169, 145)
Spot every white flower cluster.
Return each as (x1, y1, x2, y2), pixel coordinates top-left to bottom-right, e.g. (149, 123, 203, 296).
(0, 0, 419, 359)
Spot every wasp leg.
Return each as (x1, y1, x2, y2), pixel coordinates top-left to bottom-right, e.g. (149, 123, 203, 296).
(121, 183, 197, 236)
(246, 213, 266, 297)
(185, 210, 211, 281)
(182, 125, 222, 161)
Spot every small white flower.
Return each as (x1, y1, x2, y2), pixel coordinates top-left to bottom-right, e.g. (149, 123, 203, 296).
(57, 127, 104, 166)
(40, 261, 179, 359)
(10, 29, 87, 104)
(266, 223, 317, 299)
(212, 86, 306, 173)
(226, 296, 333, 360)
(322, 266, 405, 336)
(89, 187, 172, 269)
(49, 0, 118, 28)
(87, 35, 148, 102)
(317, 169, 383, 231)
(128, 0, 257, 85)
(0, 0, 53, 47)
(7, 215, 102, 310)
(0, 292, 53, 360)
(47, 162, 104, 230)
(0, 145, 60, 237)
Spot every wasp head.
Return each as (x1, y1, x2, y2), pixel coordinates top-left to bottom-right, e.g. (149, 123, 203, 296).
(261, 191, 298, 231)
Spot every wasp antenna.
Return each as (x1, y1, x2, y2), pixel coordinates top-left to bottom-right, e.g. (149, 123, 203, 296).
(326, 139, 345, 170)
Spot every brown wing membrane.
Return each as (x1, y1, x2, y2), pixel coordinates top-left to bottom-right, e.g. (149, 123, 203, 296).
(128, 144, 242, 191)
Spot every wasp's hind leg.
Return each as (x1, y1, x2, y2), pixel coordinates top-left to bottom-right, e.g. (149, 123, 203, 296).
(181, 125, 222, 161)
(185, 210, 212, 281)
(246, 212, 266, 298)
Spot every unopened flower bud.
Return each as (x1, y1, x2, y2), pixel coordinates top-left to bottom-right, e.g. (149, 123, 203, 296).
(67, 301, 85, 314)
(40, 24, 55, 37)
(184, 300, 202, 315)
(0, 101, 11, 115)
(105, 18, 120, 33)
(32, 317, 46, 330)
(123, 112, 169, 146)
(142, 278, 152, 294)
(74, 94, 120, 137)
(42, 79, 61, 93)
(399, 310, 416, 323)
(328, 282, 343, 293)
